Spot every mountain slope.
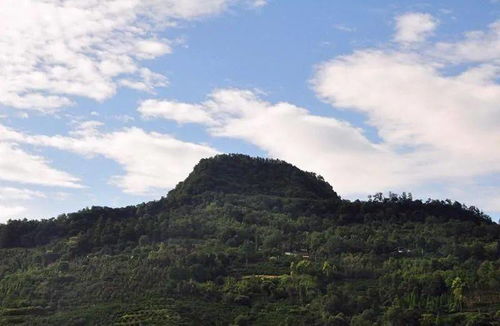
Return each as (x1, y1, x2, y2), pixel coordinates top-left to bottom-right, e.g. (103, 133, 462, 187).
(0, 154, 498, 325)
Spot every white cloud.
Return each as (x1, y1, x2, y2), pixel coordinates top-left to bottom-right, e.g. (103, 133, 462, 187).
(0, 0, 239, 112)
(312, 50, 500, 166)
(334, 24, 356, 33)
(135, 40, 172, 59)
(138, 89, 414, 194)
(100, 129, 218, 193)
(250, 0, 268, 8)
(209, 90, 419, 193)
(0, 186, 47, 222)
(0, 141, 81, 188)
(0, 122, 218, 194)
(0, 187, 45, 201)
(119, 68, 168, 92)
(394, 12, 438, 44)
(433, 21, 500, 63)
(143, 0, 230, 19)
(310, 16, 500, 211)
(0, 205, 27, 221)
(114, 115, 136, 123)
(139, 99, 216, 124)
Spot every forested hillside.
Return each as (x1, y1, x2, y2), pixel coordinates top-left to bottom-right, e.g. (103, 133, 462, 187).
(0, 154, 499, 325)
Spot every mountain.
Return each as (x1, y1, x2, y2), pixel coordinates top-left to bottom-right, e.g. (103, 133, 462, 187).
(168, 154, 338, 200)
(0, 154, 498, 325)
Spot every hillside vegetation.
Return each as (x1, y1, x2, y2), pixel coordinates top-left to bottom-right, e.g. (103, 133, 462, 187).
(0, 154, 499, 325)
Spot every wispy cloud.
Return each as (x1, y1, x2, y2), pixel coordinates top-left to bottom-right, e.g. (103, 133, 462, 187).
(334, 24, 356, 33)
(0, 141, 81, 188)
(0, 187, 45, 201)
(0, 122, 218, 195)
(0, 0, 244, 112)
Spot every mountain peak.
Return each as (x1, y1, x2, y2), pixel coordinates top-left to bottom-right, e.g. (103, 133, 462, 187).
(167, 154, 339, 200)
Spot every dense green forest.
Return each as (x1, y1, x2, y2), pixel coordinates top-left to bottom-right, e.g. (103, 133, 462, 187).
(0, 154, 499, 325)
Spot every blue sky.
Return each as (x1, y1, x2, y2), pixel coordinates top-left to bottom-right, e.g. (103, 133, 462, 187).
(0, 0, 499, 222)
